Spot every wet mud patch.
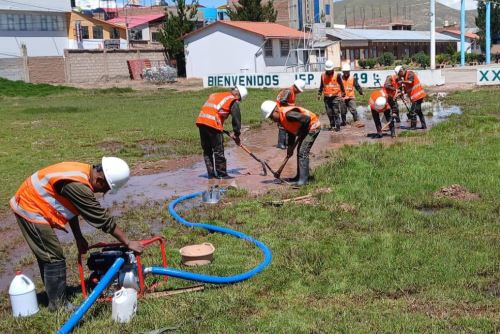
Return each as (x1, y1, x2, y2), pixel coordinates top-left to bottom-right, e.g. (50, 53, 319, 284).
(98, 140, 124, 153)
(434, 184, 480, 200)
(132, 155, 199, 176)
(138, 139, 177, 158)
(415, 203, 454, 215)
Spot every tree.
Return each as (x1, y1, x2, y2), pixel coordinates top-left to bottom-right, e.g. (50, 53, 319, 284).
(158, 0, 198, 77)
(227, 0, 277, 22)
(475, 2, 500, 52)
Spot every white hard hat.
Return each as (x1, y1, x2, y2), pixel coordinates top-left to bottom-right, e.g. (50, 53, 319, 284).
(394, 65, 402, 74)
(341, 63, 351, 72)
(261, 100, 278, 119)
(324, 60, 334, 71)
(102, 156, 130, 194)
(374, 96, 387, 111)
(235, 85, 248, 101)
(293, 79, 306, 92)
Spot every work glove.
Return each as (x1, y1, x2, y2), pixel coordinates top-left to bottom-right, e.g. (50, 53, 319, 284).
(234, 135, 241, 146)
(286, 145, 295, 158)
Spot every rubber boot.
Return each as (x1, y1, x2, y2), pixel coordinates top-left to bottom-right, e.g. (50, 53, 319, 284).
(334, 114, 341, 131)
(44, 260, 73, 312)
(203, 156, 216, 179)
(296, 158, 310, 186)
(352, 111, 359, 122)
(390, 124, 396, 138)
(418, 114, 427, 129)
(340, 113, 347, 126)
(410, 120, 417, 130)
(375, 125, 383, 138)
(277, 128, 287, 149)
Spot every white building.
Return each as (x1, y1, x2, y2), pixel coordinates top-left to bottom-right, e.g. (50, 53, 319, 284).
(183, 21, 307, 78)
(0, 0, 70, 58)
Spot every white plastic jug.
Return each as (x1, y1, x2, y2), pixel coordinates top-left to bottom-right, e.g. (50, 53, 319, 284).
(9, 271, 39, 317)
(112, 287, 137, 323)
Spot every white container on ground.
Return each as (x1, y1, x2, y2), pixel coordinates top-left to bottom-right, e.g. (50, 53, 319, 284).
(9, 271, 39, 317)
(112, 287, 137, 323)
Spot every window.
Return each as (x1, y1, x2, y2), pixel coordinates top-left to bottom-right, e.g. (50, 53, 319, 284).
(41, 15, 48, 31)
(18, 14, 27, 30)
(81, 26, 89, 39)
(92, 26, 103, 39)
(264, 39, 273, 57)
(280, 39, 289, 57)
(110, 28, 119, 39)
(151, 32, 160, 42)
(51, 15, 59, 31)
(7, 14, 15, 30)
(130, 29, 142, 40)
(325, 4, 330, 15)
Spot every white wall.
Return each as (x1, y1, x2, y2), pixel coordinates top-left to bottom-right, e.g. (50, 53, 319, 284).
(68, 38, 128, 50)
(0, 0, 70, 11)
(0, 11, 68, 57)
(184, 24, 300, 78)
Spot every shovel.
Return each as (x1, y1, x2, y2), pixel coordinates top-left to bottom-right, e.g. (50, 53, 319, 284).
(223, 131, 267, 176)
(268, 138, 301, 183)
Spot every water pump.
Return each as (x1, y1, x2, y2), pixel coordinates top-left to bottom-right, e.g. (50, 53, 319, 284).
(78, 237, 168, 301)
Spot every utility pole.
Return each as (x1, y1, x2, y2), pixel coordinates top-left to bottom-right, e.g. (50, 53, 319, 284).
(460, 0, 465, 66)
(430, 0, 436, 69)
(125, 0, 130, 48)
(344, 5, 347, 26)
(486, 1, 491, 64)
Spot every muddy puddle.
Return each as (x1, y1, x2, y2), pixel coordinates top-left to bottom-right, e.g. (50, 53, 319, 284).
(0, 102, 461, 291)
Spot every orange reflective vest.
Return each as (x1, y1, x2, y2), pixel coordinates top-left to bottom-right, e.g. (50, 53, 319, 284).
(342, 75, 355, 99)
(368, 89, 390, 113)
(195, 92, 238, 131)
(386, 74, 399, 98)
(10, 162, 93, 229)
(403, 71, 426, 102)
(278, 106, 321, 136)
(276, 86, 296, 106)
(321, 73, 342, 97)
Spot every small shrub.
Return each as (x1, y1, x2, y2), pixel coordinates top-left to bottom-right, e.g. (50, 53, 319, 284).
(436, 53, 449, 65)
(402, 56, 412, 65)
(476, 53, 485, 63)
(365, 58, 377, 69)
(378, 52, 395, 66)
(358, 59, 366, 69)
(412, 52, 430, 68)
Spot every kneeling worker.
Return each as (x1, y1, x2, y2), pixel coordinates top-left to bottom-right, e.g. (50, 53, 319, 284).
(369, 89, 396, 138)
(261, 100, 321, 186)
(276, 79, 306, 149)
(196, 85, 248, 178)
(9, 157, 144, 311)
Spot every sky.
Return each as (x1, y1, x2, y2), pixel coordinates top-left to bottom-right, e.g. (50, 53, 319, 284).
(112, 0, 479, 11)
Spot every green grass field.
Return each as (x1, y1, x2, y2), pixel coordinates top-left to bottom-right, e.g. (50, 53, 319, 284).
(0, 81, 498, 333)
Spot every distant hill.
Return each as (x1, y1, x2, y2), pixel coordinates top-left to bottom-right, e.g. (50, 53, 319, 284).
(333, 0, 477, 30)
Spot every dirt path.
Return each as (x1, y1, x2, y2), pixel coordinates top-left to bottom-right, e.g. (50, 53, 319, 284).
(0, 102, 460, 291)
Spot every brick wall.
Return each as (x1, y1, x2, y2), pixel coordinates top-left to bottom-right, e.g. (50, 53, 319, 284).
(0, 58, 26, 81)
(65, 49, 167, 83)
(28, 57, 66, 83)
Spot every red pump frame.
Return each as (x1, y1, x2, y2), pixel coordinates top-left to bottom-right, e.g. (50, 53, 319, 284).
(77, 236, 168, 300)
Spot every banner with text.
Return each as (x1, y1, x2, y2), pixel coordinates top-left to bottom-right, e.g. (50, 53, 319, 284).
(203, 70, 445, 89)
(476, 67, 500, 86)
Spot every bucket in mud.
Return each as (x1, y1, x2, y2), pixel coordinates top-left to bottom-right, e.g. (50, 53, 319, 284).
(9, 271, 39, 317)
(180, 243, 215, 266)
(202, 186, 220, 204)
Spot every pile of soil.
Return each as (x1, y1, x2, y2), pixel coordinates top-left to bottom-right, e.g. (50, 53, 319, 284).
(434, 184, 480, 200)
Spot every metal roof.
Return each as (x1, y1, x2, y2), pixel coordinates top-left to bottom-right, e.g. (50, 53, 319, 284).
(326, 28, 459, 42)
(0, 0, 71, 12)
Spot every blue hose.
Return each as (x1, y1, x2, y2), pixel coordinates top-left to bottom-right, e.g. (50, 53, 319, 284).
(145, 191, 272, 284)
(57, 258, 125, 334)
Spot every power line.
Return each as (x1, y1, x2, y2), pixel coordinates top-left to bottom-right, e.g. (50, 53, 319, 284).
(0, 0, 68, 12)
